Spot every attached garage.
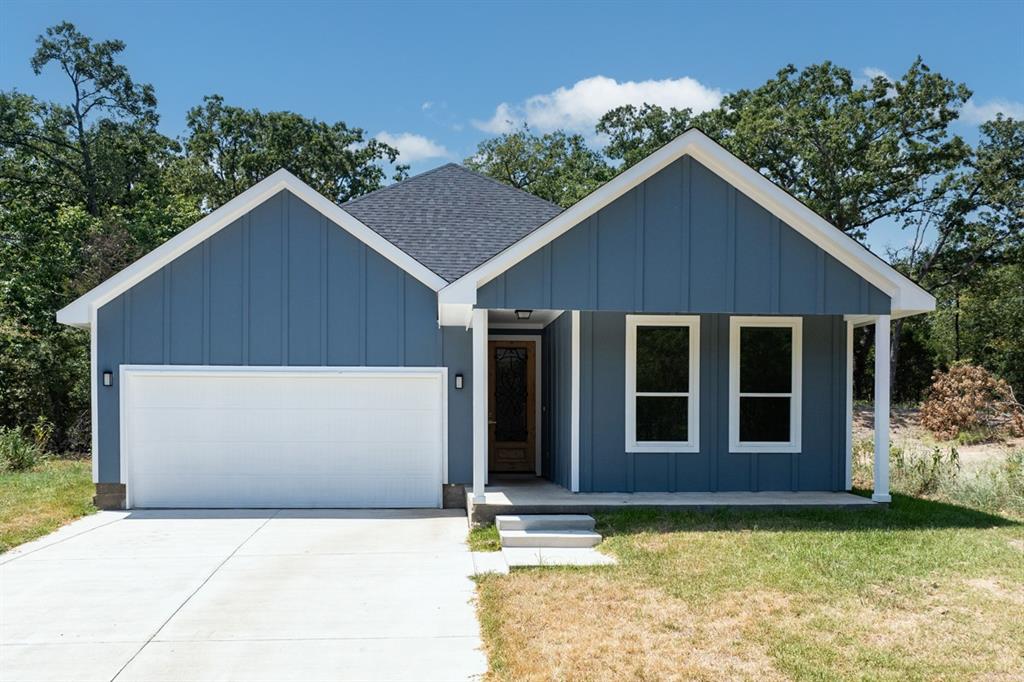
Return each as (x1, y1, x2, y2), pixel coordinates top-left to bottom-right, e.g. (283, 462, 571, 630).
(121, 367, 446, 508)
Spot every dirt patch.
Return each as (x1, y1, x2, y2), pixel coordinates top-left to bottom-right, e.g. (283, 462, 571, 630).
(854, 405, 1023, 473)
(478, 572, 790, 682)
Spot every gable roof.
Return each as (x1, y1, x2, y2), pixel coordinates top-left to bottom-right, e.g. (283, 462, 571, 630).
(56, 169, 449, 328)
(438, 129, 935, 319)
(343, 163, 563, 282)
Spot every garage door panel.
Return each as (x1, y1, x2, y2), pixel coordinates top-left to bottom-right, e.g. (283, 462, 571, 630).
(123, 370, 444, 508)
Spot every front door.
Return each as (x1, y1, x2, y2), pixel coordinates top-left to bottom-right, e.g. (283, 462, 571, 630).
(488, 340, 537, 473)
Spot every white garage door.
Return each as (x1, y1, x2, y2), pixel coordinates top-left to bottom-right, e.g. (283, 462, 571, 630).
(121, 368, 445, 509)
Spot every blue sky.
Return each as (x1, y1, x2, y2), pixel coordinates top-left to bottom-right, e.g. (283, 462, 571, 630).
(2, 0, 1022, 252)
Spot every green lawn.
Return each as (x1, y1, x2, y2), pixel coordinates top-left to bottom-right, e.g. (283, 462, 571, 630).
(476, 496, 1024, 681)
(0, 459, 95, 553)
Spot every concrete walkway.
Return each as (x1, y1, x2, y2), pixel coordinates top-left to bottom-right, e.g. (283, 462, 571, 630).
(1, 509, 486, 681)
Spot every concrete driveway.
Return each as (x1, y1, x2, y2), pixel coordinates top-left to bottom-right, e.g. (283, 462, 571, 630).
(0, 509, 486, 682)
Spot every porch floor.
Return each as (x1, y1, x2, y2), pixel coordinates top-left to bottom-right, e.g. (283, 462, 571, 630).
(467, 478, 876, 524)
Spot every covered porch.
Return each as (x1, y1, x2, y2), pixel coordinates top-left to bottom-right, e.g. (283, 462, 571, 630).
(465, 307, 895, 520)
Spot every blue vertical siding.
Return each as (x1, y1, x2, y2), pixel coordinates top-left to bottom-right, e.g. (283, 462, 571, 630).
(575, 312, 847, 493)
(478, 157, 891, 315)
(93, 189, 464, 484)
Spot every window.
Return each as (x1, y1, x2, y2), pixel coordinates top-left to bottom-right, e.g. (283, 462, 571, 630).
(729, 316, 802, 452)
(625, 315, 700, 453)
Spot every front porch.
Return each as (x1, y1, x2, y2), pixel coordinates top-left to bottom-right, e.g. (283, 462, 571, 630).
(467, 477, 877, 524)
(466, 308, 895, 513)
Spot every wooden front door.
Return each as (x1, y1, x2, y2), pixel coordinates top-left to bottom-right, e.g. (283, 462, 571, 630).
(488, 340, 537, 473)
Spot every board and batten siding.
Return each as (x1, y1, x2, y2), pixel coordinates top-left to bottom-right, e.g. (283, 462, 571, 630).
(478, 157, 891, 315)
(579, 312, 847, 493)
(95, 189, 474, 484)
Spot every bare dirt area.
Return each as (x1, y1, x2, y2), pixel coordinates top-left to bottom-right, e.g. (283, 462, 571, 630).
(853, 405, 1024, 474)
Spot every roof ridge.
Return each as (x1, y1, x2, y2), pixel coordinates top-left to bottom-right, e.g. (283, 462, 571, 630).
(444, 164, 565, 213)
(343, 162, 461, 207)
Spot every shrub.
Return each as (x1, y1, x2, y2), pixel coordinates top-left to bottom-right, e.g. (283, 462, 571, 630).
(0, 426, 43, 471)
(920, 364, 1024, 440)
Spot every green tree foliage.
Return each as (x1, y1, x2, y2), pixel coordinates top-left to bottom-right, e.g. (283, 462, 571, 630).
(596, 103, 696, 168)
(464, 126, 612, 207)
(0, 23, 414, 452)
(178, 95, 406, 208)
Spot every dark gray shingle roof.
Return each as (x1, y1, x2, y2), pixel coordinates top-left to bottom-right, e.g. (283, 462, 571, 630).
(342, 163, 563, 282)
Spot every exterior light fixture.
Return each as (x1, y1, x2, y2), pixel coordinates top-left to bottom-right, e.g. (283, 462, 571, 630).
(454, 374, 464, 390)
(102, 371, 113, 387)
(514, 309, 533, 320)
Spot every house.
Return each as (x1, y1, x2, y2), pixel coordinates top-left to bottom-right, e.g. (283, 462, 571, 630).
(56, 130, 934, 510)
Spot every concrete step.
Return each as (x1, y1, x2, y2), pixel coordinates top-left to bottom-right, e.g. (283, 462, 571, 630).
(499, 528, 602, 548)
(495, 514, 596, 532)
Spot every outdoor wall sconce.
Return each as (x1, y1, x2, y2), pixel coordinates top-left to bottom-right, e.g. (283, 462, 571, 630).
(514, 309, 533, 320)
(454, 374, 464, 390)
(102, 371, 113, 387)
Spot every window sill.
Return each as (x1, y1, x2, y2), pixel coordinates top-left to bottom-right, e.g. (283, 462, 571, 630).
(728, 442, 802, 454)
(626, 443, 700, 454)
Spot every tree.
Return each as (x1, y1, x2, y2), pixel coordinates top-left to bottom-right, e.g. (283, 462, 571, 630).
(596, 103, 696, 167)
(464, 126, 612, 207)
(0, 22, 183, 451)
(179, 95, 406, 209)
(0, 22, 167, 216)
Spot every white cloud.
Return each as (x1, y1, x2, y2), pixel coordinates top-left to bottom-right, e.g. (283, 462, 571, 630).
(857, 67, 893, 86)
(473, 75, 724, 135)
(962, 98, 1024, 124)
(375, 131, 451, 163)
(421, 101, 434, 110)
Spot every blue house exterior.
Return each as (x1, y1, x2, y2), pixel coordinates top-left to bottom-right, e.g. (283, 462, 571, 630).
(58, 130, 933, 510)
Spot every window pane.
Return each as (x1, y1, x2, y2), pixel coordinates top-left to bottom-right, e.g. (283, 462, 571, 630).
(636, 327, 689, 393)
(636, 396, 688, 442)
(740, 327, 792, 393)
(739, 396, 790, 442)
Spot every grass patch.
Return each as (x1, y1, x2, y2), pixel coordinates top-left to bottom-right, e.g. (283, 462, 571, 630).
(476, 497, 1024, 680)
(468, 523, 501, 552)
(0, 459, 95, 553)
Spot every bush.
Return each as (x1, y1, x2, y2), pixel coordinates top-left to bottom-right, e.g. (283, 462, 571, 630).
(920, 364, 1024, 440)
(0, 426, 43, 471)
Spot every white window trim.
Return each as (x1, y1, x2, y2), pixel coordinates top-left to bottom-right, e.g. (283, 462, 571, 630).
(729, 316, 802, 453)
(625, 315, 700, 453)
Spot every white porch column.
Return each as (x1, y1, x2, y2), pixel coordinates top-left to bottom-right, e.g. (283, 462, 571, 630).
(873, 315, 891, 503)
(570, 310, 581, 493)
(471, 308, 488, 502)
(845, 319, 854, 491)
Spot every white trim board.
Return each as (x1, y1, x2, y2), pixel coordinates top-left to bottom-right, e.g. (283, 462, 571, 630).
(117, 365, 448, 509)
(57, 170, 447, 328)
(570, 311, 580, 493)
(439, 129, 934, 319)
(625, 315, 700, 454)
(489, 335, 543, 476)
(728, 316, 803, 453)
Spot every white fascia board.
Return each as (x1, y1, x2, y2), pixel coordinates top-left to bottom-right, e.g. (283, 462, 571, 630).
(439, 129, 935, 317)
(56, 169, 447, 327)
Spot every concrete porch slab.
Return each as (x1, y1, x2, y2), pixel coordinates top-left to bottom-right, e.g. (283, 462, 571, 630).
(469, 479, 876, 524)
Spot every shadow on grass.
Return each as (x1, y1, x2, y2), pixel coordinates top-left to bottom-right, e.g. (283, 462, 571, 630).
(595, 492, 1020, 537)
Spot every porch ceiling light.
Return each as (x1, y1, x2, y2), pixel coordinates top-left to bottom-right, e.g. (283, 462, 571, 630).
(514, 309, 532, 320)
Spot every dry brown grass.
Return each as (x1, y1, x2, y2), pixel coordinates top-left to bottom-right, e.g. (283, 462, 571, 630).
(478, 571, 790, 682)
(475, 503, 1024, 681)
